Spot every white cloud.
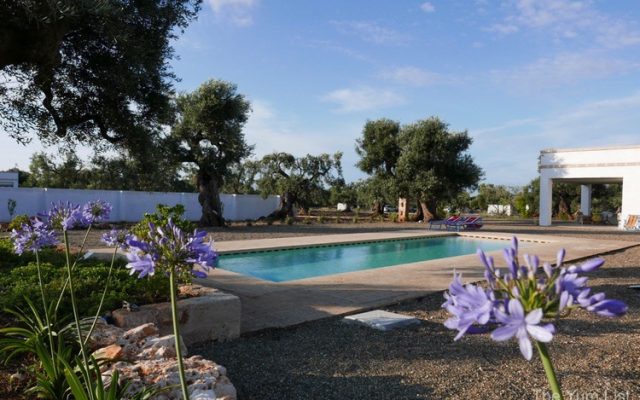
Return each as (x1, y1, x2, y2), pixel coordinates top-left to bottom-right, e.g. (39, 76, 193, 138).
(469, 92, 640, 185)
(304, 39, 373, 63)
(331, 20, 410, 46)
(321, 86, 405, 113)
(485, 0, 640, 49)
(379, 66, 456, 86)
(207, 0, 257, 27)
(493, 51, 640, 91)
(485, 23, 519, 34)
(420, 2, 435, 13)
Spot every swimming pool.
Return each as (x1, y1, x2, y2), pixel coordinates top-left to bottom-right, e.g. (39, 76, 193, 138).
(217, 236, 506, 282)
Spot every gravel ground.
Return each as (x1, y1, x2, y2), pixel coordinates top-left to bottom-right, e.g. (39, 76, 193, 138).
(2, 221, 640, 399)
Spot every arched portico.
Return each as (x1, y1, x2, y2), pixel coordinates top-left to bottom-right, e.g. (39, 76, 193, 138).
(539, 146, 640, 229)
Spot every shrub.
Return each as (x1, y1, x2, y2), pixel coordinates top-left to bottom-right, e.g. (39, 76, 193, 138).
(388, 212, 398, 222)
(132, 204, 194, 238)
(285, 216, 295, 225)
(0, 238, 66, 270)
(245, 220, 253, 227)
(266, 217, 274, 226)
(7, 214, 30, 231)
(0, 260, 169, 318)
(352, 216, 359, 224)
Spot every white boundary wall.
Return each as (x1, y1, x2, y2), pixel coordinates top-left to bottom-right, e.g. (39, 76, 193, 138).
(538, 145, 640, 229)
(0, 187, 280, 222)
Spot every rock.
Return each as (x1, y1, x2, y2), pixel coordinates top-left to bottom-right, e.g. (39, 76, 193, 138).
(93, 344, 123, 362)
(88, 319, 125, 351)
(213, 375, 237, 400)
(190, 389, 216, 399)
(123, 323, 159, 342)
(95, 318, 236, 399)
(140, 334, 188, 359)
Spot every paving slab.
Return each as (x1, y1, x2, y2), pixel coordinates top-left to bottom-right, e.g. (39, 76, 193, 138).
(343, 310, 421, 331)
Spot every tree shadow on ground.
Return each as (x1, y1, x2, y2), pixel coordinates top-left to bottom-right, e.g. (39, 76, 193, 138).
(232, 373, 434, 400)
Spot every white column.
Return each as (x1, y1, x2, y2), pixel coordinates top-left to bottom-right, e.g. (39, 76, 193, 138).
(539, 177, 553, 226)
(580, 184, 592, 216)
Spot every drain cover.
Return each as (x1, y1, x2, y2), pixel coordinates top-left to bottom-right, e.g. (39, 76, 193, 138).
(343, 310, 421, 331)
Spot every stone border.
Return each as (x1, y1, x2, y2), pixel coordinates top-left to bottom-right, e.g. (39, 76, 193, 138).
(112, 285, 241, 345)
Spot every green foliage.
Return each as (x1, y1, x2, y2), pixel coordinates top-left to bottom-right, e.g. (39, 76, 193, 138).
(167, 79, 253, 226)
(0, 261, 169, 318)
(1, 0, 200, 156)
(7, 214, 30, 232)
(285, 216, 295, 225)
(472, 184, 515, 211)
(256, 152, 344, 216)
(0, 237, 66, 269)
(221, 160, 259, 194)
(317, 215, 325, 224)
(329, 181, 359, 209)
(388, 212, 399, 223)
(26, 151, 89, 189)
(395, 117, 483, 216)
(24, 150, 194, 192)
(355, 119, 401, 177)
(132, 204, 194, 239)
(355, 116, 482, 219)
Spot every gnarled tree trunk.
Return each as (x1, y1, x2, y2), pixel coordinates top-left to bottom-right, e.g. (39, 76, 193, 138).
(197, 170, 225, 227)
(419, 198, 438, 222)
(371, 200, 383, 216)
(268, 191, 295, 219)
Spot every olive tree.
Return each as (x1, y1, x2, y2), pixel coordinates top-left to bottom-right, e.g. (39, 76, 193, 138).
(395, 117, 483, 221)
(256, 152, 344, 218)
(168, 80, 253, 226)
(1, 0, 200, 155)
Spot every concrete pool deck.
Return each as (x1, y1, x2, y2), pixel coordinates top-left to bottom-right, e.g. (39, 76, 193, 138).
(195, 231, 637, 334)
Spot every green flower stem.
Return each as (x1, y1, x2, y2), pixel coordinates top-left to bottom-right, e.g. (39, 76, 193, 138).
(54, 225, 92, 313)
(35, 251, 55, 361)
(170, 268, 190, 400)
(83, 246, 119, 347)
(535, 341, 563, 400)
(63, 230, 94, 400)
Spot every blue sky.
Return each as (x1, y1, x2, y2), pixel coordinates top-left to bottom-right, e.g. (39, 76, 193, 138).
(3, 0, 640, 186)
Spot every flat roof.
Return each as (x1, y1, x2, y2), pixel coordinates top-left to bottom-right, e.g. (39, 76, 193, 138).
(541, 144, 640, 153)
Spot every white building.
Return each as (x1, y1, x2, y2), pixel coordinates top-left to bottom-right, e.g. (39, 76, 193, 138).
(0, 172, 19, 188)
(538, 145, 640, 229)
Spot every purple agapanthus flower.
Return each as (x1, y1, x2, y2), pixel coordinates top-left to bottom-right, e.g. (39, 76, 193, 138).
(125, 252, 156, 278)
(491, 301, 554, 360)
(443, 236, 627, 360)
(124, 219, 217, 280)
(443, 273, 494, 340)
(10, 218, 59, 255)
(82, 200, 112, 224)
(101, 229, 133, 250)
(41, 201, 84, 231)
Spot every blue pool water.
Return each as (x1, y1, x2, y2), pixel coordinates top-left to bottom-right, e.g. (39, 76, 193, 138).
(217, 236, 507, 282)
